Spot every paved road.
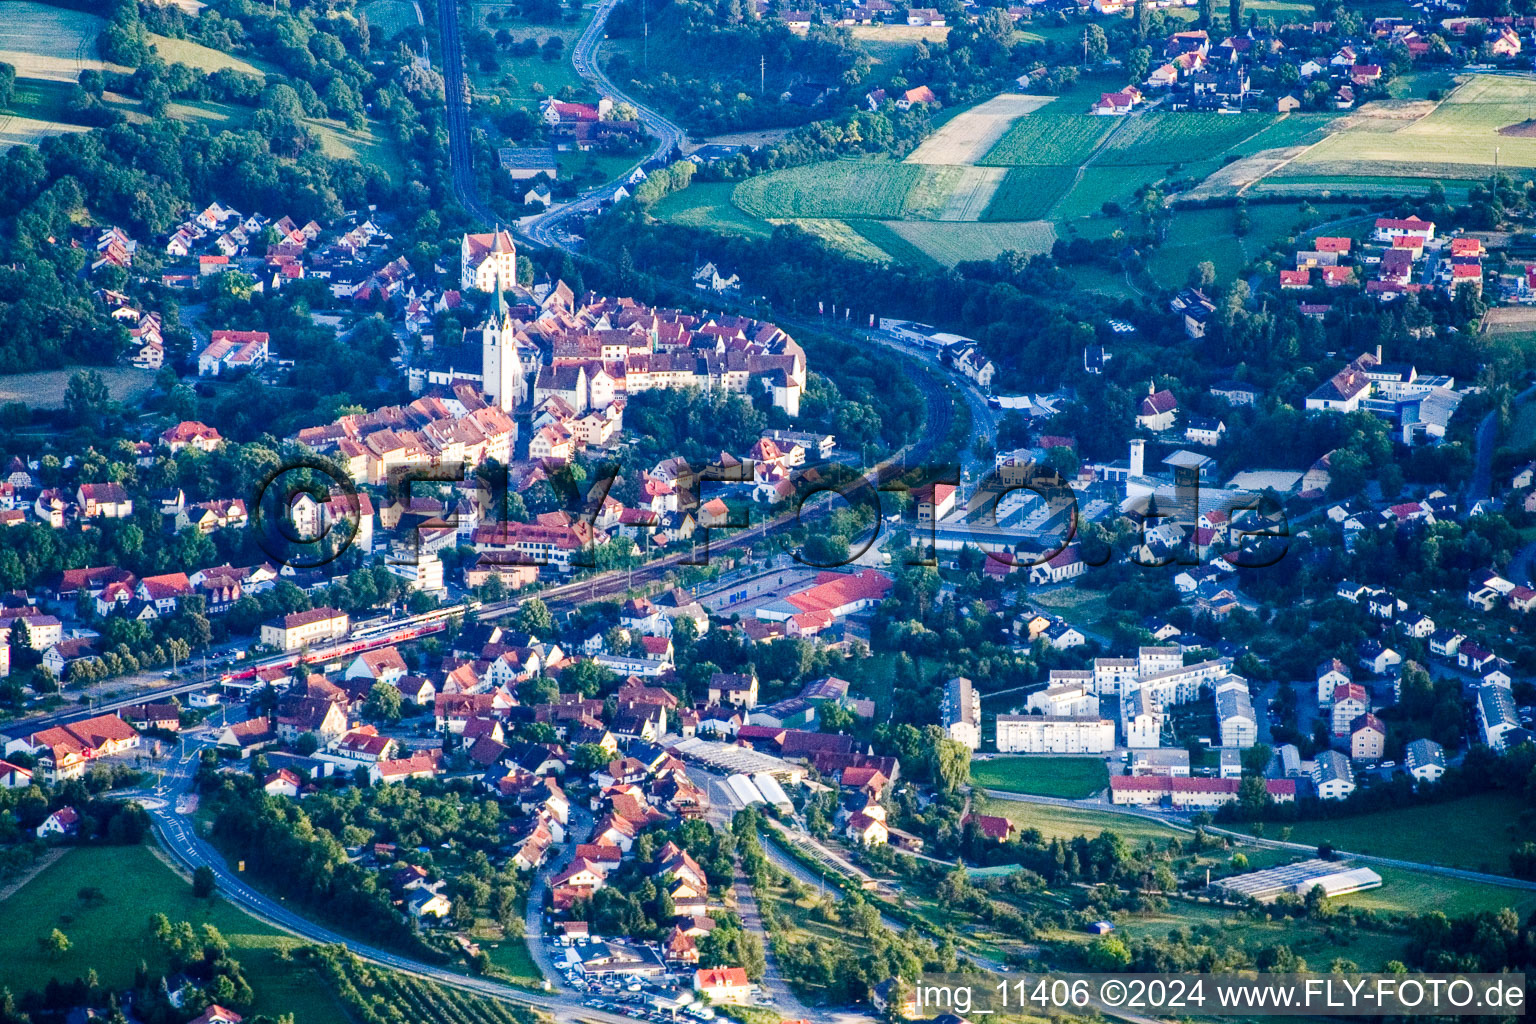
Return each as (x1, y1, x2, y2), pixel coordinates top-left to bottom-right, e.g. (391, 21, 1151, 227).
(1466, 381, 1536, 509)
(521, 0, 687, 249)
(524, 804, 595, 990)
(981, 789, 1536, 891)
(730, 861, 820, 1020)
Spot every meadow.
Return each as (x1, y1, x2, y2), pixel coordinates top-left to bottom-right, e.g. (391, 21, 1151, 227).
(970, 756, 1110, 798)
(1235, 792, 1536, 876)
(974, 796, 1187, 846)
(1280, 75, 1536, 182)
(650, 181, 775, 237)
(146, 33, 270, 77)
(883, 219, 1057, 265)
(0, 845, 350, 1024)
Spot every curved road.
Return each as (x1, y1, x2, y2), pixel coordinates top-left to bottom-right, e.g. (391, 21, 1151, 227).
(522, 0, 687, 249)
(438, 0, 684, 247)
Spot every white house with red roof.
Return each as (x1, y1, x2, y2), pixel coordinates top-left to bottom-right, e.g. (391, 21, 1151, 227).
(36, 806, 80, 837)
(346, 646, 409, 686)
(1136, 386, 1179, 430)
(694, 967, 754, 1005)
(160, 420, 224, 453)
(1028, 545, 1086, 585)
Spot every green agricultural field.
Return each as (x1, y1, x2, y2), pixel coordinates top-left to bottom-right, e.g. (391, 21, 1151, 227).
(1049, 164, 1161, 219)
(733, 160, 925, 220)
(1237, 792, 1536, 875)
(1288, 75, 1536, 178)
(147, 33, 269, 77)
(360, 0, 423, 42)
(1098, 112, 1281, 166)
(979, 112, 1118, 167)
(0, 845, 350, 1024)
(970, 756, 1110, 798)
(0, 367, 154, 410)
(0, 3, 129, 83)
(651, 182, 775, 238)
(884, 219, 1056, 266)
(982, 165, 1080, 220)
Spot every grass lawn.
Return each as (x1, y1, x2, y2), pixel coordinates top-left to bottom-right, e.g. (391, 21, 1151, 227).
(975, 796, 1186, 847)
(970, 756, 1109, 798)
(1029, 584, 1110, 624)
(1333, 865, 1536, 917)
(558, 150, 640, 189)
(478, 5, 598, 111)
(0, 845, 349, 1024)
(650, 182, 775, 238)
(147, 33, 269, 77)
(1238, 792, 1536, 876)
(470, 915, 543, 988)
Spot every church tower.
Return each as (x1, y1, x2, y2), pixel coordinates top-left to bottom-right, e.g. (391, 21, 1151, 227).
(481, 281, 517, 412)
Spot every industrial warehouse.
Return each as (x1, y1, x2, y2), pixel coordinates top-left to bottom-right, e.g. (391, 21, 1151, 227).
(1213, 859, 1384, 903)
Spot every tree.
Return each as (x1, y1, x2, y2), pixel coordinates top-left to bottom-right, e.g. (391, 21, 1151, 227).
(517, 597, 554, 636)
(364, 681, 403, 723)
(1134, 0, 1149, 41)
(1083, 24, 1109, 63)
(193, 865, 217, 897)
(1229, 0, 1244, 31)
(926, 729, 971, 794)
(0, 62, 15, 111)
(1126, 46, 1152, 85)
(40, 928, 71, 958)
(1087, 934, 1131, 970)
(1197, 0, 1214, 27)
(294, 732, 320, 756)
(64, 370, 111, 428)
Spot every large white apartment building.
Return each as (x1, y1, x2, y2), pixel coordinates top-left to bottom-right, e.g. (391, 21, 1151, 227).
(1025, 672, 1100, 717)
(996, 714, 1115, 754)
(942, 676, 981, 751)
